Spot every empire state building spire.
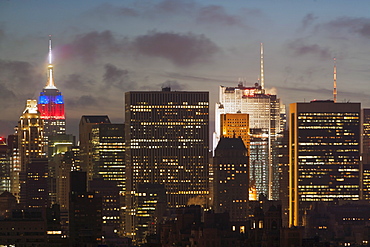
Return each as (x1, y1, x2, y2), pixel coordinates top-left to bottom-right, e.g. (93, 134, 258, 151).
(45, 35, 57, 89)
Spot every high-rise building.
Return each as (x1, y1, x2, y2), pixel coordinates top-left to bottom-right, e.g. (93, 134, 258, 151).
(69, 171, 102, 246)
(37, 37, 66, 151)
(79, 115, 110, 181)
(125, 88, 209, 238)
(18, 100, 45, 171)
(212, 137, 249, 222)
(362, 109, 370, 200)
(220, 113, 250, 152)
(215, 83, 283, 199)
(0, 137, 10, 193)
(289, 100, 361, 226)
(7, 134, 20, 198)
(133, 183, 166, 245)
(19, 158, 49, 208)
(79, 116, 125, 193)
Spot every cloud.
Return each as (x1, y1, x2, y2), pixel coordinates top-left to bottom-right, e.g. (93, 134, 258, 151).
(301, 13, 317, 30)
(133, 31, 219, 66)
(0, 60, 42, 98)
(286, 40, 331, 59)
(320, 17, 370, 38)
(61, 73, 95, 91)
(103, 63, 134, 90)
(154, 0, 195, 14)
(165, 72, 230, 83)
(60, 31, 120, 62)
(89, 3, 139, 18)
(67, 95, 100, 108)
(196, 5, 243, 27)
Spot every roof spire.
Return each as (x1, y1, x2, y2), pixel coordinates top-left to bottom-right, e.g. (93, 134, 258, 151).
(333, 57, 337, 103)
(260, 43, 264, 89)
(45, 35, 57, 89)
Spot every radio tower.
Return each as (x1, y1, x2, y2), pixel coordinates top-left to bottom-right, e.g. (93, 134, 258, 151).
(260, 43, 264, 89)
(333, 58, 337, 103)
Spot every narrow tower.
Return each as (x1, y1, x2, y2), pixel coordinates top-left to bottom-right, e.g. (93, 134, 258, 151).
(38, 36, 66, 150)
(333, 57, 337, 103)
(260, 43, 264, 89)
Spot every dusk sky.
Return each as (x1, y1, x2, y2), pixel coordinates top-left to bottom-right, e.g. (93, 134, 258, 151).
(1, 0, 370, 138)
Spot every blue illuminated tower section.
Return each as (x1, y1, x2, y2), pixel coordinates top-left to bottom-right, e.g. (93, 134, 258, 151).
(38, 37, 66, 143)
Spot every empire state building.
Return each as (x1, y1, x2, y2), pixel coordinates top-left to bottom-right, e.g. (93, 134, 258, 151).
(37, 37, 66, 142)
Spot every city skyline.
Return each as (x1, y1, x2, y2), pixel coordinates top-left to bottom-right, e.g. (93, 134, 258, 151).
(1, 1, 370, 137)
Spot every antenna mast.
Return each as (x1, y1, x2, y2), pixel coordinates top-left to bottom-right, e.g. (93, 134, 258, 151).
(333, 58, 337, 103)
(45, 35, 56, 89)
(260, 43, 264, 89)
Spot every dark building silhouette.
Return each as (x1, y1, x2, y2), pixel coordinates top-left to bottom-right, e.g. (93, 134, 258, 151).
(0, 137, 10, 193)
(69, 171, 102, 246)
(212, 137, 249, 222)
(90, 178, 121, 244)
(19, 158, 49, 208)
(278, 129, 289, 227)
(362, 109, 370, 200)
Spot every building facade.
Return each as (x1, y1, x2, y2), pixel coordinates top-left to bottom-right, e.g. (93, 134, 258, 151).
(212, 137, 249, 222)
(289, 101, 361, 226)
(215, 83, 283, 199)
(125, 88, 209, 239)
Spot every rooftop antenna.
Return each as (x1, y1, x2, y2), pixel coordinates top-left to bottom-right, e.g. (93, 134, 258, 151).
(260, 43, 264, 89)
(333, 57, 337, 103)
(45, 35, 57, 89)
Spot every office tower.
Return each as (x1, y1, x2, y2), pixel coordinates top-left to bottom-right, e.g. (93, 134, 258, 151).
(278, 130, 289, 227)
(363, 109, 370, 200)
(289, 100, 361, 227)
(19, 158, 49, 208)
(37, 37, 66, 148)
(79, 115, 110, 180)
(212, 137, 249, 222)
(79, 117, 125, 193)
(135, 183, 166, 245)
(90, 178, 121, 243)
(0, 137, 10, 193)
(48, 134, 74, 205)
(220, 113, 250, 152)
(7, 134, 20, 198)
(69, 171, 102, 246)
(215, 83, 283, 200)
(125, 88, 209, 238)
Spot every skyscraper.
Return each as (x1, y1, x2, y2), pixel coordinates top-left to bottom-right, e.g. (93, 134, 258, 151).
(37, 37, 66, 150)
(212, 137, 249, 222)
(362, 109, 370, 200)
(220, 113, 250, 153)
(79, 116, 125, 193)
(214, 45, 284, 200)
(215, 83, 283, 199)
(18, 100, 45, 172)
(125, 87, 209, 238)
(0, 137, 10, 193)
(289, 100, 361, 226)
(79, 115, 111, 181)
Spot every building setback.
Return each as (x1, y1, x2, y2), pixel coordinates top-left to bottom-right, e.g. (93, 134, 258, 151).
(289, 100, 361, 226)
